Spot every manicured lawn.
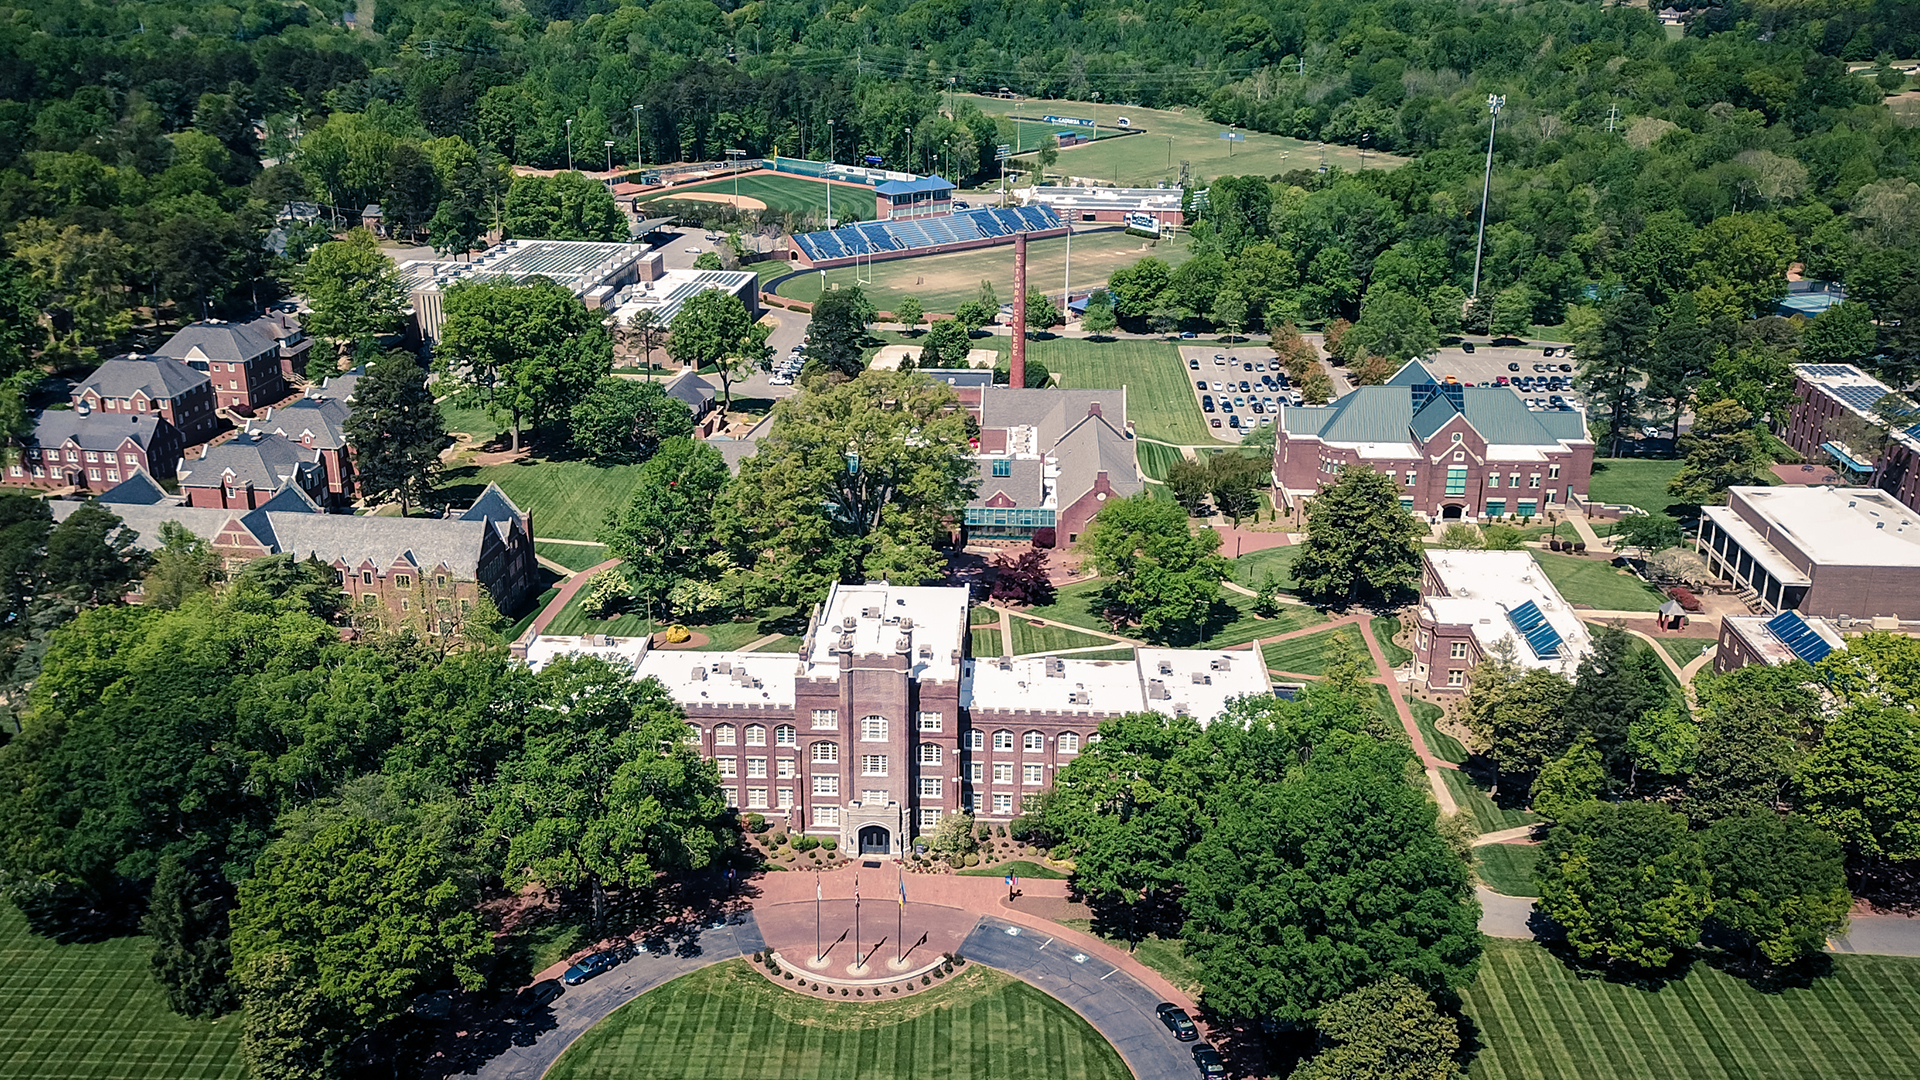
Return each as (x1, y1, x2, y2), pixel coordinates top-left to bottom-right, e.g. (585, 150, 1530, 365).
(1010, 620, 1119, 655)
(1230, 544, 1302, 589)
(970, 627, 1004, 658)
(1464, 940, 1920, 1080)
(0, 903, 245, 1079)
(1655, 636, 1713, 666)
(1442, 768, 1542, 836)
(934, 336, 1214, 445)
(546, 960, 1130, 1080)
(540, 585, 797, 649)
(753, 635, 806, 653)
(1533, 552, 1667, 611)
(1411, 699, 1468, 765)
(439, 457, 649, 542)
(534, 541, 611, 572)
(438, 400, 509, 445)
(1019, 579, 1321, 648)
(957, 859, 1068, 880)
(1586, 457, 1689, 521)
(970, 606, 1004, 626)
(1135, 440, 1186, 481)
(1372, 616, 1412, 666)
(1262, 624, 1365, 676)
(1475, 843, 1542, 897)
(1054, 921, 1204, 997)
(642, 173, 878, 219)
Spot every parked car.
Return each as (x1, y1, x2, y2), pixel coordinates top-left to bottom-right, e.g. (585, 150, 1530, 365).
(1228, 414, 1242, 428)
(1192, 1045, 1228, 1077)
(563, 948, 626, 986)
(1462, 341, 1476, 352)
(517, 980, 564, 1015)
(1232, 396, 1245, 407)
(1180, 331, 1198, 339)
(1241, 361, 1254, 372)
(1195, 379, 1208, 390)
(1560, 363, 1573, 372)
(1158, 1004, 1199, 1041)
(1496, 376, 1510, 385)
(1507, 361, 1519, 371)
(1210, 417, 1222, 428)
(1189, 357, 1200, 370)
(1202, 396, 1215, 412)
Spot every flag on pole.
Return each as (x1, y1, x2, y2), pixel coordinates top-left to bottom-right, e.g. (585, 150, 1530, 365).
(854, 874, 860, 904)
(1004, 872, 1012, 887)
(1012, 873, 1020, 888)
(898, 870, 906, 910)
(817, 874, 822, 901)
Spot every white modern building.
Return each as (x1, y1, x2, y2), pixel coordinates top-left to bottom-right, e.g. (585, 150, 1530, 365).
(1412, 549, 1594, 692)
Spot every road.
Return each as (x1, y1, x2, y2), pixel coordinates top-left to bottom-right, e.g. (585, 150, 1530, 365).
(962, 916, 1207, 1080)
(444, 916, 766, 1080)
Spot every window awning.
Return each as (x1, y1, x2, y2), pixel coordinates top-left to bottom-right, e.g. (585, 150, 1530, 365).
(1820, 441, 1874, 474)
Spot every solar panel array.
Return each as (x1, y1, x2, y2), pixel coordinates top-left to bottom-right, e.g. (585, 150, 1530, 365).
(1802, 364, 1862, 379)
(1506, 600, 1564, 659)
(791, 206, 1064, 263)
(1765, 610, 1833, 664)
(1828, 384, 1891, 413)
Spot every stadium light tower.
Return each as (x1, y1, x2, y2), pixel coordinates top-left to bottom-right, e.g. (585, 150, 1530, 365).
(1471, 94, 1505, 300)
(631, 104, 643, 169)
(725, 148, 746, 208)
(603, 140, 615, 172)
(825, 119, 834, 225)
(565, 118, 574, 172)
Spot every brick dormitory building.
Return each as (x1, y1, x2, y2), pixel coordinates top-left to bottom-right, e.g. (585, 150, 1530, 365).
(517, 583, 1271, 856)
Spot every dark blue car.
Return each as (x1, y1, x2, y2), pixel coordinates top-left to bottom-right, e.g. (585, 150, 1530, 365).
(562, 948, 628, 985)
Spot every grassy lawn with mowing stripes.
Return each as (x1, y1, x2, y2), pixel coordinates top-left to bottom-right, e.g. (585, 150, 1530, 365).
(1533, 552, 1667, 612)
(957, 859, 1068, 880)
(970, 606, 1004, 626)
(1464, 940, 1920, 1080)
(1411, 700, 1468, 765)
(539, 586, 797, 649)
(0, 904, 245, 1079)
(1009, 621, 1118, 655)
(534, 541, 611, 572)
(1655, 636, 1712, 666)
(1018, 581, 1324, 648)
(1135, 441, 1185, 481)
(1372, 616, 1412, 666)
(439, 457, 649, 542)
(546, 960, 1129, 1080)
(1585, 457, 1690, 522)
(1230, 544, 1302, 590)
(1475, 843, 1542, 897)
(1442, 768, 1542, 836)
(929, 336, 1213, 446)
(1262, 624, 1364, 676)
(642, 173, 878, 219)
(970, 627, 1004, 658)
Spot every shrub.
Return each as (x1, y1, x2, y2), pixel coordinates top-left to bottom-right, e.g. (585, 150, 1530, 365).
(953, 953, 966, 965)
(784, 971, 793, 979)
(841, 987, 849, 996)
(962, 853, 980, 867)
(810, 982, 819, 990)
(663, 623, 692, 643)
(891, 985, 900, 993)
(752, 950, 764, 963)
(745, 812, 769, 834)
(794, 835, 820, 852)
(1667, 585, 1703, 612)
(856, 988, 864, 997)
(823, 838, 837, 851)
(922, 975, 931, 986)
(934, 968, 944, 979)
(996, 825, 1007, 838)
(771, 832, 788, 846)
(943, 962, 954, 975)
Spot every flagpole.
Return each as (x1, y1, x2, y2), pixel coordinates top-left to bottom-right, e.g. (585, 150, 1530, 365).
(814, 871, 822, 963)
(854, 873, 862, 967)
(897, 866, 905, 963)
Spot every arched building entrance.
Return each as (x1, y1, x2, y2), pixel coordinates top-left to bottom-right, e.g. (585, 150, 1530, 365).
(857, 825, 891, 856)
(1441, 504, 1465, 521)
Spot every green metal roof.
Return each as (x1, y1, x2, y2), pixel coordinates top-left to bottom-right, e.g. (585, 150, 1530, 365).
(1409, 394, 1466, 441)
(1287, 382, 1586, 448)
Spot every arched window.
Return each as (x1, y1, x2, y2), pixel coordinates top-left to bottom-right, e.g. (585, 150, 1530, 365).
(920, 744, 942, 765)
(811, 741, 839, 763)
(993, 730, 1015, 751)
(1023, 731, 1045, 752)
(860, 716, 888, 741)
(1059, 733, 1080, 754)
(714, 724, 737, 746)
(745, 724, 767, 746)
(775, 724, 797, 747)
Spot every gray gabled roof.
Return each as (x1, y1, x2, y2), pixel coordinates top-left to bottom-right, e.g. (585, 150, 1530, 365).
(33, 410, 164, 451)
(178, 431, 321, 490)
(662, 370, 716, 412)
(1053, 411, 1143, 506)
(458, 482, 525, 525)
(1285, 380, 1590, 450)
(967, 457, 1046, 509)
(94, 469, 170, 504)
(77, 355, 210, 400)
(154, 321, 280, 365)
(254, 394, 352, 450)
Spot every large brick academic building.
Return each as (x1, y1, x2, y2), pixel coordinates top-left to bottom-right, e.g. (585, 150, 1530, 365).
(518, 583, 1269, 856)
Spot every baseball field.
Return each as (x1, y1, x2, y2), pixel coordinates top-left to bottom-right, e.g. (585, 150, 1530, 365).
(642, 173, 877, 220)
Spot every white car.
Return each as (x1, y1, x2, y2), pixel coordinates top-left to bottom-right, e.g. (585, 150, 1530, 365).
(684, 246, 702, 253)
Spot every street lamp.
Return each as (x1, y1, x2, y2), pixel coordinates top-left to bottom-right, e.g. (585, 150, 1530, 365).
(631, 104, 644, 170)
(564, 118, 574, 172)
(825, 119, 834, 225)
(1471, 94, 1506, 300)
(603, 140, 615, 172)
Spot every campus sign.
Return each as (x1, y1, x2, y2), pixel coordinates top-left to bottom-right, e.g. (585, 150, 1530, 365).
(1042, 115, 1095, 128)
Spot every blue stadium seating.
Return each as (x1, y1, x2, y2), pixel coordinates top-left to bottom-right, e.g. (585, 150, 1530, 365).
(789, 206, 1063, 264)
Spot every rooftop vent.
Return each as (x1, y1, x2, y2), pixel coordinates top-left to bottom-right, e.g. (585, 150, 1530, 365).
(1192, 673, 1211, 685)
(690, 666, 707, 681)
(1045, 657, 1066, 678)
(1157, 660, 1173, 675)
(713, 661, 732, 674)
(1147, 680, 1170, 700)
(842, 616, 857, 630)
(862, 606, 882, 618)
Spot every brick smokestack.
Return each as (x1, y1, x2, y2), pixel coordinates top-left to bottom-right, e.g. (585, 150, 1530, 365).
(1011, 232, 1027, 389)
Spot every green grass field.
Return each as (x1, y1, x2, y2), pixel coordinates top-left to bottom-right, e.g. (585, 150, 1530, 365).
(1009, 620, 1118, 655)
(534, 541, 611, 572)
(1070, 648, 1138, 661)
(642, 173, 878, 220)
(1372, 616, 1412, 666)
(0, 904, 245, 1079)
(439, 457, 649, 542)
(1413, 700, 1468, 765)
(775, 228, 1188, 314)
(1586, 458, 1689, 521)
(546, 960, 1129, 1080)
(957, 859, 1068, 880)
(958, 94, 1402, 186)
(1533, 552, 1667, 612)
(970, 626, 1004, 658)
(540, 586, 798, 649)
(1475, 843, 1542, 897)
(1443, 768, 1542, 836)
(1230, 544, 1302, 589)
(1262, 624, 1364, 676)
(1655, 636, 1712, 666)
(1464, 940, 1920, 1080)
(1135, 440, 1186, 481)
(438, 400, 509, 445)
(1018, 580, 1322, 648)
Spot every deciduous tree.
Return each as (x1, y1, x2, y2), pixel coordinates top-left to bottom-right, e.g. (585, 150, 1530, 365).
(1536, 800, 1709, 970)
(299, 229, 404, 369)
(1082, 494, 1227, 645)
(808, 287, 876, 379)
(893, 295, 924, 329)
(343, 352, 445, 515)
(1293, 974, 1464, 1080)
(666, 288, 768, 410)
(1290, 465, 1424, 608)
(1668, 399, 1771, 506)
(1080, 289, 1117, 336)
(434, 277, 612, 451)
(1797, 704, 1920, 862)
(1701, 813, 1851, 967)
(1339, 289, 1437, 366)
(599, 437, 729, 613)
(568, 378, 693, 463)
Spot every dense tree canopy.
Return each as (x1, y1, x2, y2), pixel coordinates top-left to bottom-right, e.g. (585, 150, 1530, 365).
(434, 276, 612, 452)
(1291, 465, 1424, 609)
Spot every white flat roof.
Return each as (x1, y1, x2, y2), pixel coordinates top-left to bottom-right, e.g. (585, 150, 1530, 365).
(523, 633, 650, 672)
(609, 269, 758, 326)
(1699, 505, 1813, 586)
(1723, 614, 1845, 666)
(962, 648, 1268, 724)
(1135, 648, 1271, 721)
(401, 238, 648, 295)
(1423, 550, 1593, 676)
(1024, 186, 1182, 211)
(806, 582, 969, 683)
(635, 650, 798, 707)
(1727, 485, 1920, 568)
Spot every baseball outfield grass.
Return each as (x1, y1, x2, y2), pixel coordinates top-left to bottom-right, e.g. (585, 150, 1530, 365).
(544, 959, 1129, 1080)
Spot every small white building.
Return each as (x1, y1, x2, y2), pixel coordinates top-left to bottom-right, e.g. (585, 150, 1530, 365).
(1412, 549, 1594, 692)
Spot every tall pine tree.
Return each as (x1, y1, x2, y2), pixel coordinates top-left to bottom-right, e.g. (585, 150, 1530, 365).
(344, 353, 445, 516)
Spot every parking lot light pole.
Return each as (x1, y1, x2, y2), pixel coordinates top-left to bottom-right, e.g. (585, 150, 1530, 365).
(1471, 94, 1505, 300)
(565, 118, 573, 172)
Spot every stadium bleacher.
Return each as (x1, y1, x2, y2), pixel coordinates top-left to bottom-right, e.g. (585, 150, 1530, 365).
(790, 206, 1064, 265)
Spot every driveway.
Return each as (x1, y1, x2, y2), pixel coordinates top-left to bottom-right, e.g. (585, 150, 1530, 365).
(962, 916, 1203, 1080)
(442, 915, 765, 1080)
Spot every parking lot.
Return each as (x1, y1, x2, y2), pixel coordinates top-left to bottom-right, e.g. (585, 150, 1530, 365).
(1411, 340, 1586, 412)
(1177, 345, 1298, 443)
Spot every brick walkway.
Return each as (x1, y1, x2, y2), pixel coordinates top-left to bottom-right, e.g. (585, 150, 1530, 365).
(522, 558, 622, 640)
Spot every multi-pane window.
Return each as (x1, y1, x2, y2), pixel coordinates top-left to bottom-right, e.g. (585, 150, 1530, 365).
(811, 709, 838, 729)
(1059, 733, 1080, 754)
(715, 724, 737, 746)
(863, 789, 888, 804)
(920, 745, 942, 766)
(1023, 764, 1044, 785)
(746, 788, 768, 808)
(1528, 474, 1541, 489)
(917, 711, 942, 732)
(991, 459, 1011, 477)
(777, 788, 794, 808)
(717, 757, 737, 778)
(1447, 669, 1465, 687)
(920, 808, 941, 829)
(1404, 471, 1417, 486)
(746, 758, 767, 778)
(1508, 473, 1521, 488)
(970, 763, 984, 783)
(775, 725, 797, 747)
(1486, 474, 1500, 489)
(861, 716, 888, 741)
(861, 754, 888, 776)
(1023, 731, 1044, 752)
(1450, 641, 1468, 659)
(777, 759, 796, 779)
(993, 793, 1014, 814)
(745, 724, 766, 746)
(815, 805, 840, 826)
(724, 789, 738, 808)
(813, 775, 840, 796)
(966, 731, 984, 751)
(1548, 464, 1561, 480)
(811, 741, 839, 763)
(918, 777, 942, 798)
(993, 730, 1015, 751)
(1445, 466, 1467, 497)
(993, 763, 1014, 784)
